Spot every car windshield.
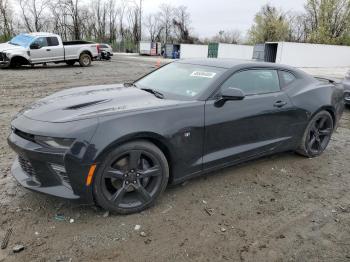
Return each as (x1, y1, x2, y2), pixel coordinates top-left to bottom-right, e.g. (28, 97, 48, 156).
(136, 62, 225, 100)
(9, 34, 35, 47)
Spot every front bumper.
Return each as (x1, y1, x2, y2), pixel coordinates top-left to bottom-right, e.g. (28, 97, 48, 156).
(7, 115, 99, 203)
(11, 156, 79, 199)
(0, 61, 10, 68)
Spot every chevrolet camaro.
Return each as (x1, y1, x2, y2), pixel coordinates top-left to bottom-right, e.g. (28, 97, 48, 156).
(8, 59, 344, 214)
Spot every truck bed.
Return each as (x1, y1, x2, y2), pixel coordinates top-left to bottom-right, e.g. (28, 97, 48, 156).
(63, 40, 95, 45)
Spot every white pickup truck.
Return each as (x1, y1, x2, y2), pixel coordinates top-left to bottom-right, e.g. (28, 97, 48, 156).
(0, 32, 100, 68)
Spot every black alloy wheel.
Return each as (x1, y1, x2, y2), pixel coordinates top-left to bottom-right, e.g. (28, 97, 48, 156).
(93, 140, 169, 214)
(297, 110, 334, 157)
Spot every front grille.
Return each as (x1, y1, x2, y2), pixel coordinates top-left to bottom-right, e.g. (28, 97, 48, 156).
(18, 156, 36, 177)
(0, 52, 7, 62)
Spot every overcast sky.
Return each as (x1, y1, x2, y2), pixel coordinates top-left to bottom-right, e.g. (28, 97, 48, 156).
(143, 0, 306, 38)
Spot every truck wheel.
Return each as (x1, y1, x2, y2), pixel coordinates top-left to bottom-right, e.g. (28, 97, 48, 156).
(66, 61, 76, 66)
(79, 54, 91, 67)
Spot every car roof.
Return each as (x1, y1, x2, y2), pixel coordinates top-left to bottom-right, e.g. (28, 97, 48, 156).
(25, 32, 59, 37)
(176, 58, 295, 71)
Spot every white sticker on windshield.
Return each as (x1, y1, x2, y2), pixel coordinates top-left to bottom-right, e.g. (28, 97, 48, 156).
(190, 71, 217, 78)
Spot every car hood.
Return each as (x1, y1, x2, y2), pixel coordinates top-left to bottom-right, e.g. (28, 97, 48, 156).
(19, 84, 189, 123)
(0, 42, 26, 52)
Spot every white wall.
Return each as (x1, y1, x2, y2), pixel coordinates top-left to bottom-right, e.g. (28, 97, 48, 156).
(218, 44, 254, 60)
(180, 44, 208, 59)
(275, 42, 350, 67)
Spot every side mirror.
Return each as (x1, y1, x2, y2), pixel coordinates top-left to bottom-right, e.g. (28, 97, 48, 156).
(215, 87, 245, 107)
(30, 43, 40, 49)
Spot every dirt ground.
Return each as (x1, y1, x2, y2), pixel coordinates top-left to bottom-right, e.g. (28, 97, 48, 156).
(0, 55, 350, 262)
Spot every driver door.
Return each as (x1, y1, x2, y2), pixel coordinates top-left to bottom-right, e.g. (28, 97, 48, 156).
(203, 69, 296, 170)
(30, 37, 52, 63)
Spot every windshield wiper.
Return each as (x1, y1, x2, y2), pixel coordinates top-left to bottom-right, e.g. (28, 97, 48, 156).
(9, 42, 19, 46)
(141, 88, 164, 99)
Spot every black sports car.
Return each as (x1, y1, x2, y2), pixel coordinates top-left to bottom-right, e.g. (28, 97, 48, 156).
(8, 59, 344, 214)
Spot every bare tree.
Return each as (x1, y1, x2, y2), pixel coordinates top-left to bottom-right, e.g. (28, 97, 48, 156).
(18, 0, 50, 32)
(172, 5, 192, 43)
(158, 3, 173, 43)
(107, 0, 118, 43)
(0, 0, 13, 39)
(92, 0, 107, 41)
(212, 30, 242, 44)
(144, 13, 162, 42)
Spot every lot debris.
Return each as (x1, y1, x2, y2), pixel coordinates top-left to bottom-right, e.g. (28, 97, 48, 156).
(54, 214, 66, 221)
(140, 231, 147, 237)
(204, 207, 214, 216)
(69, 219, 75, 224)
(144, 238, 152, 245)
(1, 228, 12, 249)
(220, 227, 227, 233)
(161, 205, 173, 214)
(12, 244, 25, 253)
(134, 225, 141, 231)
(202, 200, 208, 205)
(102, 211, 110, 218)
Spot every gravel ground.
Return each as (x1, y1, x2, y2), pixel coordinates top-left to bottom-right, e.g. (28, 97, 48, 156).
(0, 55, 350, 262)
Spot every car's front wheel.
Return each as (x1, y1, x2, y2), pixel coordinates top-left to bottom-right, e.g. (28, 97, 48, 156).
(296, 110, 334, 158)
(93, 140, 169, 214)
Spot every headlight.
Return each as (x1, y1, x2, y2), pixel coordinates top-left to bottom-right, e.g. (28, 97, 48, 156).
(4, 53, 10, 61)
(35, 136, 74, 150)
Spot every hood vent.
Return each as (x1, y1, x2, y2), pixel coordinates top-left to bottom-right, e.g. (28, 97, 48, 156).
(65, 99, 110, 110)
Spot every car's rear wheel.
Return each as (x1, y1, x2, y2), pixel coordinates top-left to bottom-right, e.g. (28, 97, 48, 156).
(296, 110, 333, 158)
(93, 140, 169, 214)
(79, 53, 91, 67)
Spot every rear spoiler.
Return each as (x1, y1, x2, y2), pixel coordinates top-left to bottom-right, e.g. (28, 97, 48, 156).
(313, 76, 341, 85)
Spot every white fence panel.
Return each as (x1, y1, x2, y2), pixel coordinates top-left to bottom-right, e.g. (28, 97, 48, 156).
(218, 44, 254, 60)
(180, 44, 208, 59)
(276, 42, 350, 67)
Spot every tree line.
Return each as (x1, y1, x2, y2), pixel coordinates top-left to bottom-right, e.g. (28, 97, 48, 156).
(1, 0, 350, 50)
(248, 0, 350, 45)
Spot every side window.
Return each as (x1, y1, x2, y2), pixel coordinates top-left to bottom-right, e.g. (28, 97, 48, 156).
(279, 71, 296, 88)
(221, 69, 280, 95)
(33, 37, 48, 48)
(47, 37, 59, 46)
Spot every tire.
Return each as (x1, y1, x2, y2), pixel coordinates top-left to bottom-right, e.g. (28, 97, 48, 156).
(296, 110, 334, 158)
(79, 53, 92, 67)
(93, 140, 169, 214)
(66, 60, 75, 66)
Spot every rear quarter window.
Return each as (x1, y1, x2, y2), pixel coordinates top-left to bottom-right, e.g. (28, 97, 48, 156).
(47, 37, 59, 46)
(279, 71, 296, 89)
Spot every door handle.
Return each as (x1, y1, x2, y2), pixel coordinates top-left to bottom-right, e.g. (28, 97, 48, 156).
(274, 101, 287, 108)
(46, 49, 51, 51)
